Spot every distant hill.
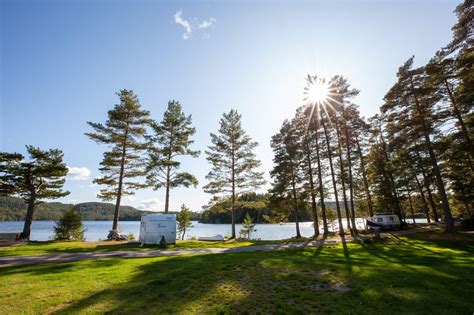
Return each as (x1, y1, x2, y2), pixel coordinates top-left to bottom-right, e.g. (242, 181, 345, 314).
(0, 196, 184, 221)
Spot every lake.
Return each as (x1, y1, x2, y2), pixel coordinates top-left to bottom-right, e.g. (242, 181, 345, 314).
(0, 218, 427, 241)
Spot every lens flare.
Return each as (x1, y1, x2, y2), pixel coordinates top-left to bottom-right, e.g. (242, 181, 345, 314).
(305, 80, 329, 105)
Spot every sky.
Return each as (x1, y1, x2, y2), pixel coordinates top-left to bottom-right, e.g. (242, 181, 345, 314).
(0, 0, 460, 212)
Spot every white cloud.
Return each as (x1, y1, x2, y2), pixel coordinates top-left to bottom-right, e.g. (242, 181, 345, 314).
(198, 17, 216, 30)
(67, 166, 91, 180)
(136, 198, 164, 212)
(174, 10, 192, 40)
(173, 10, 217, 40)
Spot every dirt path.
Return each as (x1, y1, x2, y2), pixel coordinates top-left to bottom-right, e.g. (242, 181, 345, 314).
(0, 226, 438, 268)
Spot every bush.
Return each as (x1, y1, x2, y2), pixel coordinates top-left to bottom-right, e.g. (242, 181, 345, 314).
(177, 204, 193, 240)
(54, 206, 85, 241)
(239, 213, 257, 239)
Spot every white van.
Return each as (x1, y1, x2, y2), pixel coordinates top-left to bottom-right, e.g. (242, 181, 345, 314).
(139, 214, 176, 245)
(367, 213, 401, 230)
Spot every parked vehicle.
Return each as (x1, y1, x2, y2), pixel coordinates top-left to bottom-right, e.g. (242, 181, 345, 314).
(367, 213, 401, 230)
(139, 214, 176, 245)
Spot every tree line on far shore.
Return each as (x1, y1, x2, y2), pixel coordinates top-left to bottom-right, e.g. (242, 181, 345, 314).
(0, 0, 471, 240)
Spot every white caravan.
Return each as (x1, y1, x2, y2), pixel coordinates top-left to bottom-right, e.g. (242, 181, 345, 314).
(139, 214, 176, 245)
(367, 213, 401, 230)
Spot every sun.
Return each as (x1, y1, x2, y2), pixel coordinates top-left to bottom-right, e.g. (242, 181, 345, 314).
(304, 78, 329, 105)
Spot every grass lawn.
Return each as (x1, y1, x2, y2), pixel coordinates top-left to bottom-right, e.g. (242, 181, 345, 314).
(1, 231, 473, 314)
(0, 238, 311, 257)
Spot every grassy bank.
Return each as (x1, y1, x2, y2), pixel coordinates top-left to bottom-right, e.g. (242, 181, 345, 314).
(1, 231, 473, 314)
(0, 238, 311, 257)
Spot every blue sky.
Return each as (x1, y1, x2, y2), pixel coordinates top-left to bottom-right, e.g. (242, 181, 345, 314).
(1, 0, 459, 211)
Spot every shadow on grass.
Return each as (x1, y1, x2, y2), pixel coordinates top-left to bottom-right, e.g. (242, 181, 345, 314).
(1, 258, 118, 276)
(0, 238, 317, 257)
(48, 234, 474, 314)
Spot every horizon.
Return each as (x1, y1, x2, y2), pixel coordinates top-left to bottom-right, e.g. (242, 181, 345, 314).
(1, 0, 459, 212)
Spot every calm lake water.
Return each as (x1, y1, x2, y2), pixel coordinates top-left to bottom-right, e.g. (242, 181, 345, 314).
(0, 218, 426, 241)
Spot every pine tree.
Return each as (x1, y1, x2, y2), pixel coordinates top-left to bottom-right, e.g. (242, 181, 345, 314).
(327, 75, 360, 234)
(54, 206, 85, 241)
(0, 146, 69, 239)
(270, 119, 304, 238)
(204, 110, 265, 238)
(382, 57, 454, 232)
(320, 110, 345, 237)
(350, 110, 375, 217)
(239, 212, 257, 239)
(85, 89, 151, 233)
(426, 52, 473, 161)
(146, 101, 200, 213)
(176, 204, 193, 240)
(294, 107, 319, 237)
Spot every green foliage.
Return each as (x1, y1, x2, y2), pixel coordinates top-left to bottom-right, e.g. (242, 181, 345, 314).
(0, 146, 69, 238)
(204, 109, 265, 237)
(146, 101, 200, 213)
(204, 110, 265, 196)
(86, 89, 151, 231)
(86, 90, 151, 202)
(54, 206, 85, 241)
(176, 204, 193, 240)
(0, 146, 69, 202)
(239, 212, 256, 239)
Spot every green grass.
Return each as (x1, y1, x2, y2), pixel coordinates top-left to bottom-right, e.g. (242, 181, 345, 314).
(0, 238, 311, 257)
(1, 231, 473, 314)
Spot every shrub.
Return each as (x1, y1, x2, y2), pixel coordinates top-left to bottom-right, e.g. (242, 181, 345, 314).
(54, 206, 85, 241)
(177, 204, 193, 240)
(239, 213, 256, 239)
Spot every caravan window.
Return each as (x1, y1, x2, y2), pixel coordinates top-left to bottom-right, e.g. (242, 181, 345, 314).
(377, 217, 383, 222)
(389, 216, 394, 221)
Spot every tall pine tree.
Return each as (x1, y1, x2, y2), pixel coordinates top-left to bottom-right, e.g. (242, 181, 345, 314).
(146, 101, 200, 213)
(270, 119, 304, 238)
(203, 110, 265, 238)
(86, 89, 151, 233)
(0, 146, 69, 239)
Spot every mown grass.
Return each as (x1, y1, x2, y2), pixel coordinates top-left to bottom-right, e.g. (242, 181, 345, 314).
(0, 238, 311, 257)
(0, 231, 473, 314)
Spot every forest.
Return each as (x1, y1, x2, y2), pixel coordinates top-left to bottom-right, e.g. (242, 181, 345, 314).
(0, 196, 200, 222)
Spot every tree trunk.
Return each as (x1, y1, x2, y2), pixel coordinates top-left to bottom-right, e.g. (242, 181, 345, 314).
(314, 126, 329, 235)
(444, 80, 474, 161)
(414, 146, 439, 222)
(424, 134, 454, 232)
(321, 116, 344, 237)
(164, 126, 174, 214)
(231, 149, 236, 239)
(342, 112, 357, 233)
(413, 174, 431, 223)
(407, 188, 416, 225)
(113, 127, 129, 232)
(334, 118, 351, 232)
(356, 135, 374, 217)
(378, 127, 404, 224)
(291, 177, 301, 238)
(22, 194, 36, 240)
(21, 168, 36, 239)
(305, 142, 319, 237)
(164, 166, 171, 214)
